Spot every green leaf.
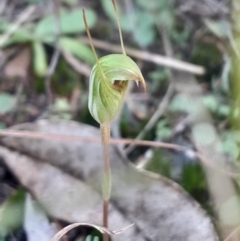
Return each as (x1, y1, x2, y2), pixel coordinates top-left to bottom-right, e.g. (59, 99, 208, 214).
(181, 163, 206, 192)
(171, 27, 190, 44)
(27, 0, 41, 3)
(156, 120, 172, 139)
(0, 19, 33, 47)
(204, 19, 230, 38)
(35, 8, 96, 39)
(169, 94, 198, 113)
(202, 95, 218, 112)
(136, 0, 162, 11)
(0, 93, 16, 114)
(205, 19, 240, 58)
(62, 0, 78, 4)
(52, 98, 70, 112)
(133, 24, 155, 47)
(156, 9, 175, 31)
(217, 139, 239, 160)
(218, 105, 230, 116)
(59, 37, 95, 64)
(50, 98, 72, 120)
(0, 189, 25, 238)
(33, 42, 47, 76)
(133, 12, 155, 47)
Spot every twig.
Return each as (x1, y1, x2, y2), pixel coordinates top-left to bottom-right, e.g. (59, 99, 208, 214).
(125, 23, 176, 155)
(79, 37, 205, 75)
(0, 6, 36, 48)
(125, 84, 175, 154)
(43, 0, 61, 106)
(0, 129, 238, 178)
(61, 49, 91, 77)
(223, 224, 240, 241)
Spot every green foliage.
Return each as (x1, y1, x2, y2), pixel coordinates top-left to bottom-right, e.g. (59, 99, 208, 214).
(204, 19, 239, 58)
(33, 41, 47, 76)
(218, 130, 240, 160)
(169, 94, 199, 113)
(85, 235, 100, 241)
(0, 93, 16, 114)
(181, 162, 206, 192)
(156, 119, 172, 139)
(146, 150, 171, 177)
(180, 162, 212, 214)
(204, 19, 231, 39)
(0, 8, 96, 77)
(51, 98, 72, 120)
(101, 0, 181, 47)
(84, 229, 102, 241)
(59, 37, 95, 64)
(0, 19, 34, 47)
(61, 0, 78, 4)
(169, 94, 230, 117)
(132, 11, 156, 47)
(203, 95, 230, 116)
(0, 189, 25, 238)
(35, 9, 96, 38)
(27, 0, 41, 3)
(147, 68, 169, 92)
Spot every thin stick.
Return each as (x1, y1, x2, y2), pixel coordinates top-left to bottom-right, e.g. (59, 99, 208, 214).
(79, 37, 205, 75)
(43, 0, 61, 105)
(125, 24, 175, 154)
(111, 0, 126, 55)
(0, 6, 36, 47)
(100, 123, 111, 241)
(125, 83, 175, 154)
(0, 129, 238, 178)
(61, 49, 91, 77)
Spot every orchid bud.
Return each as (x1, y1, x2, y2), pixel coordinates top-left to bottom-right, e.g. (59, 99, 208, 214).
(88, 54, 145, 123)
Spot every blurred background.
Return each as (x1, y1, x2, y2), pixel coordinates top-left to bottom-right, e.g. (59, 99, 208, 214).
(0, 0, 240, 240)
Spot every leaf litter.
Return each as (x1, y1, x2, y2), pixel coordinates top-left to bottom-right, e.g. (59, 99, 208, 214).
(0, 119, 219, 241)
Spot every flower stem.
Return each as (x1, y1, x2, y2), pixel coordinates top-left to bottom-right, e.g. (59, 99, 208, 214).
(100, 123, 111, 241)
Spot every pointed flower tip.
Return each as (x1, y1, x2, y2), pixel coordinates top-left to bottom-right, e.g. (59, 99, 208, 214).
(135, 77, 146, 92)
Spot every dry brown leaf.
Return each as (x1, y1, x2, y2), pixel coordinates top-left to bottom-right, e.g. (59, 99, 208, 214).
(50, 223, 134, 241)
(0, 120, 219, 241)
(4, 47, 30, 79)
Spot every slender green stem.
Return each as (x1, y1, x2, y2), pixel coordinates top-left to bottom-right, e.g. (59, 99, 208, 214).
(100, 123, 111, 241)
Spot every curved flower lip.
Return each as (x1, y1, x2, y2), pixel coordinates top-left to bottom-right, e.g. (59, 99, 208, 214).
(112, 76, 146, 92)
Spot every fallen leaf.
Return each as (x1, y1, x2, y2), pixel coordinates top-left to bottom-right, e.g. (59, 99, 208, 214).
(24, 194, 58, 241)
(4, 47, 30, 79)
(0, 145, 144, 241)
(1, 120, 219, 241)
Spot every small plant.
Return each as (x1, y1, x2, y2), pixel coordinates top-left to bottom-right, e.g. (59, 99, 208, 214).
(83, 1, 146, 241)
(0, 7, 96, 77)
(50, 1, 145, 240)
